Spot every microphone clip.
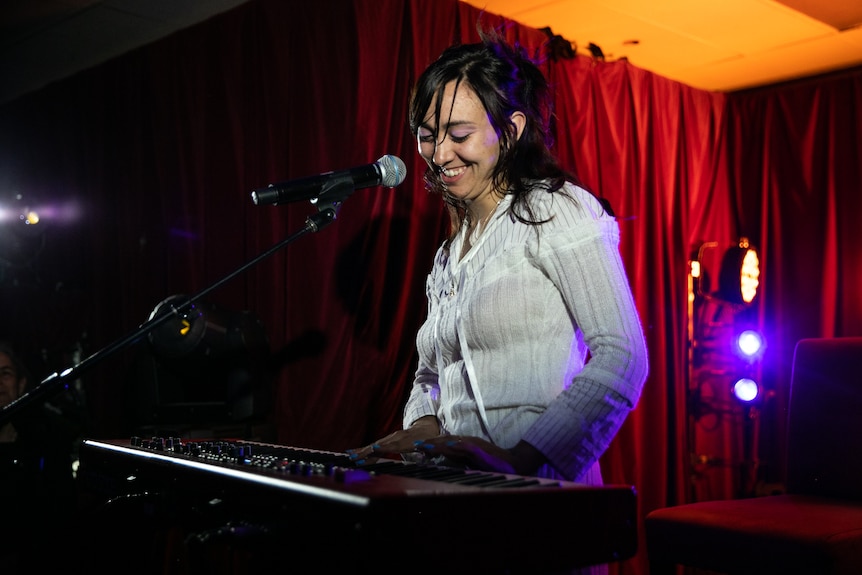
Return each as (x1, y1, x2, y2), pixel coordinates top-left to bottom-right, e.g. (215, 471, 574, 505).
(311, 172, 356, 208)
(309, 173, 357, 222)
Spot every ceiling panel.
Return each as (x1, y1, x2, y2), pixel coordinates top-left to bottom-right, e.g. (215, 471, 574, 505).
(775, 0, 862, 30)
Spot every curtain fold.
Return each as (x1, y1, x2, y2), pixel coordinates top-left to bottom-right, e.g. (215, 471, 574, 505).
(0, 1, 860, 574)
(550, 54, 732, 567)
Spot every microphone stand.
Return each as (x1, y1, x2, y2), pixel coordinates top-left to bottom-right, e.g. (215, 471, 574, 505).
(0, 180, 354, 426)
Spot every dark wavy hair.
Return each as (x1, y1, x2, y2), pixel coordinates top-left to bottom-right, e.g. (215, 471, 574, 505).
(408, 32, 583, 241)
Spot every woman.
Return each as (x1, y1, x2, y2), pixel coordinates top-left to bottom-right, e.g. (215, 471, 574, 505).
(351, 34, 648, 489)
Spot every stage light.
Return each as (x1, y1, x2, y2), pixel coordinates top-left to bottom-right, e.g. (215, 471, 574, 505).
(0, 193, 23, 224)
(0, 193, 40, 226)
(147, 295, 209, 358)
(134, 294, 272, 427)
(1, 191, 82, 228)
(719, 238, 760, 304)
(22, 210, 40, 225)
(732, 377, 759, 402)
(736, 329, 765, 360)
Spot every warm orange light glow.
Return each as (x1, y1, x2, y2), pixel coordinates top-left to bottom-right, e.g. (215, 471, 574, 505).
(719, 241, 761, 305)
(740, 249, 760, 304)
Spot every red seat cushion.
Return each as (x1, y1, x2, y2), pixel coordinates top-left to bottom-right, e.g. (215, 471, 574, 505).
(645, 494, 862, 575)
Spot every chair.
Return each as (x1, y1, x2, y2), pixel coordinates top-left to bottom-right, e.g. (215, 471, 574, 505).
(644, 337, 862, 575)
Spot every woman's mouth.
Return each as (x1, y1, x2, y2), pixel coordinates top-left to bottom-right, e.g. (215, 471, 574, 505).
(439, 165, 466, 184)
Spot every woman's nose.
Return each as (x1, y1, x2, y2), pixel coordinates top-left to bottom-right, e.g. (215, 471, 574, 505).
(433, 138, 451, 166)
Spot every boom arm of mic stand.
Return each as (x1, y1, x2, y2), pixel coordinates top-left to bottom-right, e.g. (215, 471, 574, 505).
(0, 199, 342, 426)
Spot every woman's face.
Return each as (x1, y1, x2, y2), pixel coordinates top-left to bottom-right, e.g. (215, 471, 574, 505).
(416, 81, 501, 205)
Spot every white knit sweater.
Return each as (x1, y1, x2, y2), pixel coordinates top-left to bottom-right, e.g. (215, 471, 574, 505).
(403, 182, 649, 483)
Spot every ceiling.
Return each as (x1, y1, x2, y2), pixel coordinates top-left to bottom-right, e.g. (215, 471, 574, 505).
(0, 0, 250, 106)
(465, 0, 862, 91)
(1, 0, 861, 106)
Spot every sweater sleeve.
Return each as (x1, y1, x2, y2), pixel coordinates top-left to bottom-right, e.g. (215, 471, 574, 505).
(521, 189, 649, 481)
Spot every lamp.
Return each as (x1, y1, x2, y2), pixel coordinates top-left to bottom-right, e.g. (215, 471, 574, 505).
(719, 238, 760, 304)
(147, 294, 228, 358)
(732, 377, 759, 402)
(688, 239, 766, 500)
(133, 294, 271, 428)
(735, 329, 766, 361)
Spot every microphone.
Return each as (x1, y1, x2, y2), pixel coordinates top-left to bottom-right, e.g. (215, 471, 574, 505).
(251, 155, 407, 206)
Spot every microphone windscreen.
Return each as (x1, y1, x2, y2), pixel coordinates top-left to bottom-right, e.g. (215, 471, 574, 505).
(378, 155, 407, 187)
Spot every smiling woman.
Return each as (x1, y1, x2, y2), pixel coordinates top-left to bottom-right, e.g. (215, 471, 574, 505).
(347, 30, 649, 575)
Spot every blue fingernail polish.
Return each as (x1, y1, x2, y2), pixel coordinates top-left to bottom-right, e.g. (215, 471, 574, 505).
(413, 440, 423, 446)
(446, 440, 457, 447)
(354, 459, 365, 466)
(349, 452, 358, 459)
(371, 443, 381, 450)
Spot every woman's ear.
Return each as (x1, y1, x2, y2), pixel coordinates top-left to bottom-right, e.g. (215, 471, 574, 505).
(509, 111, 526, 141)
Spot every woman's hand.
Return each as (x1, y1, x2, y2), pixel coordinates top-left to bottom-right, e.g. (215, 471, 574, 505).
(348, 419, 548, 477)
(347, 416, 440, 462)
(413, 437, 547, 476)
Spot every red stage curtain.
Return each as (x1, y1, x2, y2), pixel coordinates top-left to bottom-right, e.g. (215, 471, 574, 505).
(0, 1, 860, 573)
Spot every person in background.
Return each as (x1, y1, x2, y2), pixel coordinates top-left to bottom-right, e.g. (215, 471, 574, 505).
(0, 342, 81, 573)
(0, 345, 28, 441)
(348, 31, 649, 574)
